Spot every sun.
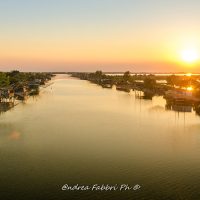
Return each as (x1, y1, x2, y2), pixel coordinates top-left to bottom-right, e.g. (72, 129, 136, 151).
(187, 86, 193, 91)
(181, 49, 199, 63)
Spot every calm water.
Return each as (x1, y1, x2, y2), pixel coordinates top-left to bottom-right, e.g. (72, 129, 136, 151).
(1, 74, 200, 200)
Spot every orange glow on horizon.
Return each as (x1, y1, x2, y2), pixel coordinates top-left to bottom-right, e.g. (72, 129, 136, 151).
(0, 33, 200, 72)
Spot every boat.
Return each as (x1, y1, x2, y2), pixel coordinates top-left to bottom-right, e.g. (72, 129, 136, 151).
(116, 85, 131, 93)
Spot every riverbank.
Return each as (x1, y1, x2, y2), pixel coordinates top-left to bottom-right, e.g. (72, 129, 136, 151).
(0, 71, 54, 113)
(69, 71, 200, 114)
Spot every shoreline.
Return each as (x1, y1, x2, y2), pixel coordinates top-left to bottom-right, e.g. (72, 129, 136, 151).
(69, 71, 200, 115)
(0, 71, 54, 114)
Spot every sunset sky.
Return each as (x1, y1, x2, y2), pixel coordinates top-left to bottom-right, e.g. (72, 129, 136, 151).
(0, 0, 200, 72)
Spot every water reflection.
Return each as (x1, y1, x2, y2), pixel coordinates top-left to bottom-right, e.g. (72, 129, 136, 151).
(167, 104, 193, 112)
(148, 105, 165, 112)
(0, 102, 14, 114)
(9, 131, 21, 140)
(132, 89, 200, 116)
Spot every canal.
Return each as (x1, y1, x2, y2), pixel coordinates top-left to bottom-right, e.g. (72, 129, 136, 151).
(1, 74, 200, 200)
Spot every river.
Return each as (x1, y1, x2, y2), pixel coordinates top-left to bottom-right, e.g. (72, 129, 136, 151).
(1, 74, 200, 200)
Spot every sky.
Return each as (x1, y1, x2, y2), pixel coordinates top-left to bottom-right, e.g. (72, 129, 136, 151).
(0, 0, 200, 72)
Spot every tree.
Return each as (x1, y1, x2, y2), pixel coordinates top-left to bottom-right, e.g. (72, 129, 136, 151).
(167, 75, 178, 86)
(144, 76, 156, 89)
(123, 71, 131, 82)
(9, 70, 20, 77)
(95, 71, 103, 78)
(0, 73, 10, 87)
(7, 71, 27, 84)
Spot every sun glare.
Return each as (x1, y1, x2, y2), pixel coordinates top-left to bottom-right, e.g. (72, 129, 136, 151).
(187, 86, 193, 91)
(181, 49, 199, 63)
(186, 73, 192, 77)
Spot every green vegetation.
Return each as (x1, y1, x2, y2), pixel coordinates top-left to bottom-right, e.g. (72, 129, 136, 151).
(123, 71, 131, 82)
(69, 71, 200, 116)
(70, 71, 164, 95)
(0, 72, 10, 87)
(5, 70, 52, 85)
(0, 70, 53, 101)
(144, 75, 156, 89)
(70, 71, 200, 97)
